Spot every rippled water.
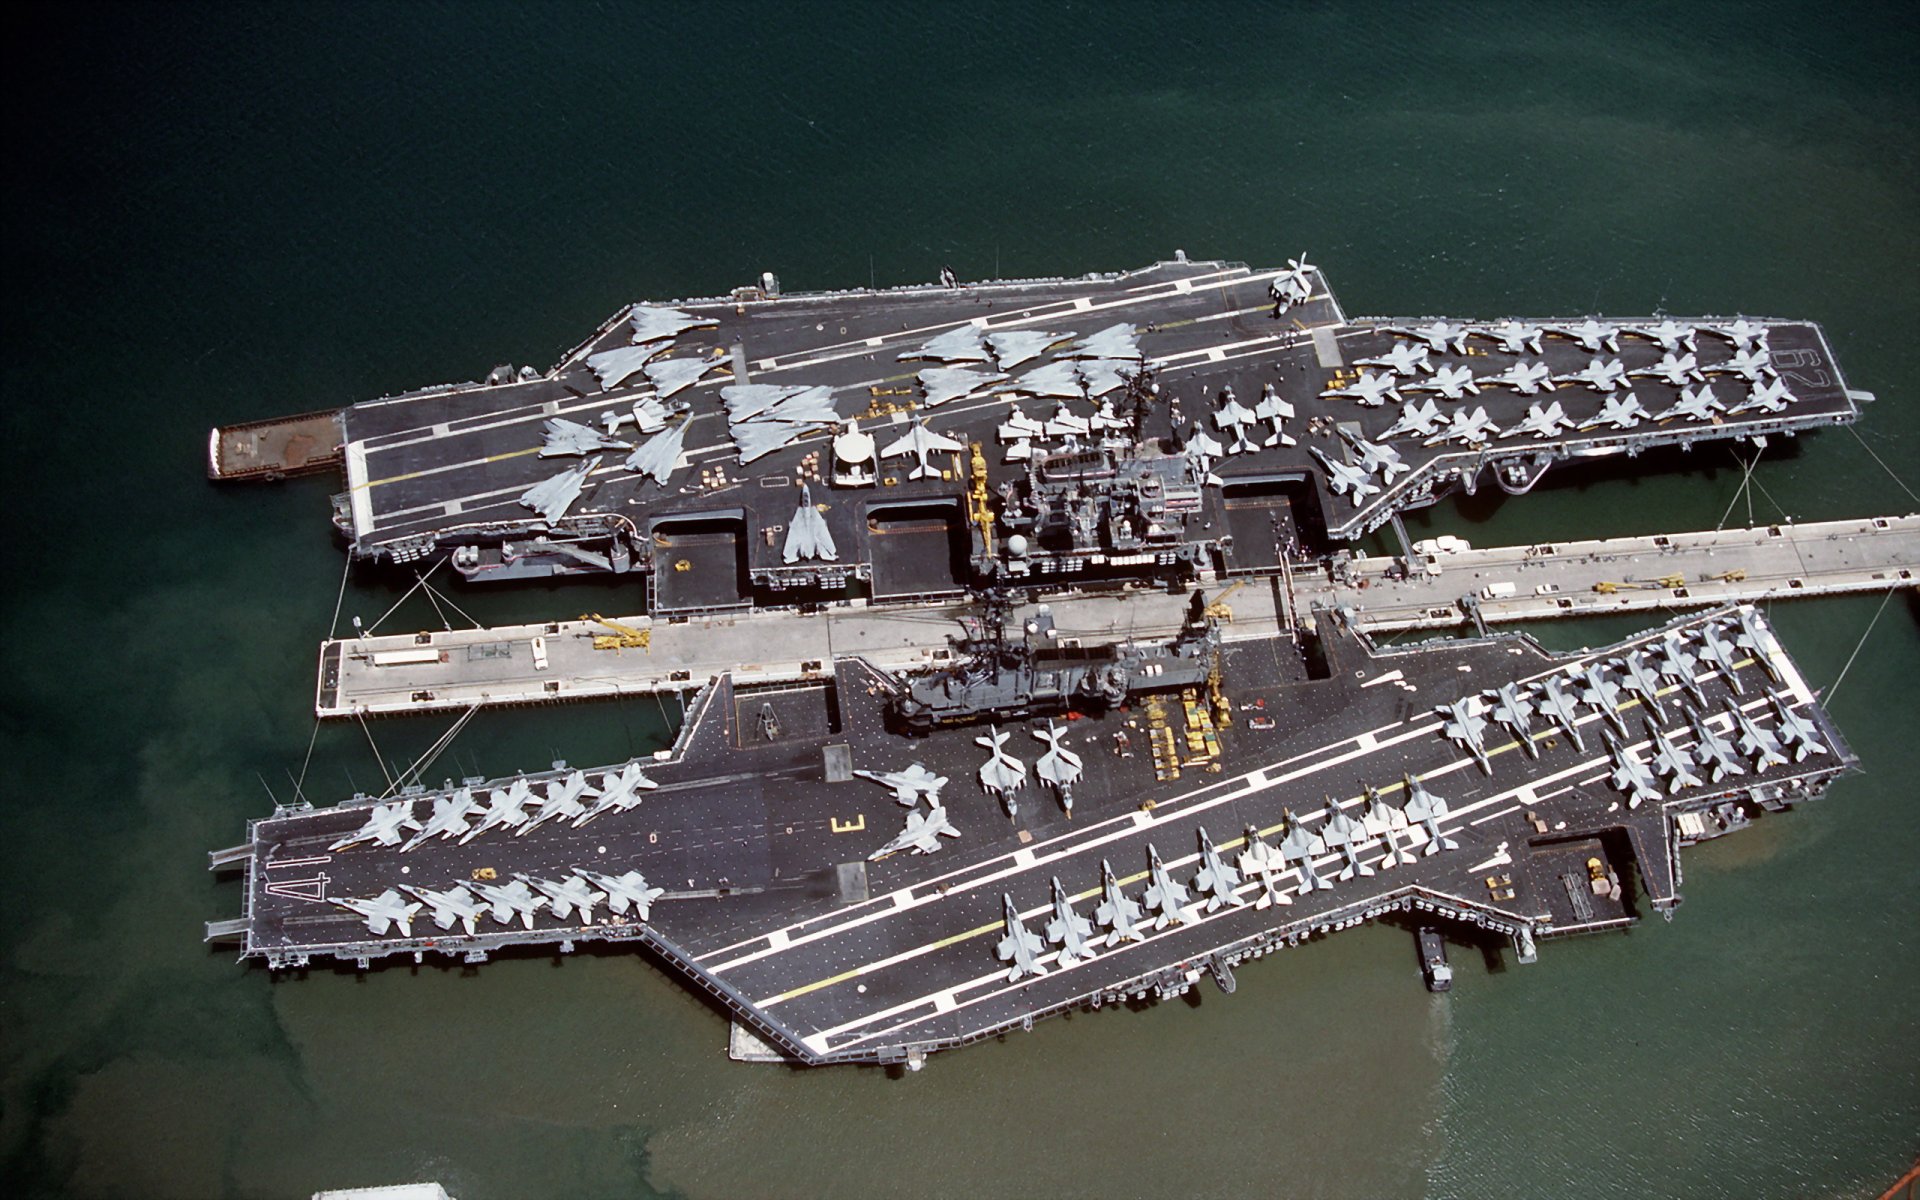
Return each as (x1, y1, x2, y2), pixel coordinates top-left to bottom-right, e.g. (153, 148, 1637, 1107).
(3, 3, 1915, 1197)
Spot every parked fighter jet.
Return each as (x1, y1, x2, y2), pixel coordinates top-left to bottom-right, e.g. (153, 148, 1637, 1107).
(330, 800, 421, 852)
(573, 762, 658, 827)
(469, 878, 545, 929)
(1711, 347, 1775, 382)
(577, 869, 666, 920)
(1338, 429, 1409, 483)
(869, 803, 961, 859)
(1538, 674, 1587, 752)
(1184, 427, 1226, 485)
(403, 884, 488, 936)
(1066, 323, 1140, 361)
(586, 343, 661, 390)
(1033, 721, 1083, 815)
(1191, 827, 1246, 911)
(1088, 399, 1129, 432)
(976, 727, 1028, 816)
(1733, 608, 1782, 681)
(1660, 383, 1725, 423)
(1363, 786, 1415, 868)
(1254, 384, 1297, 446)
(1645, 719, 1704, 793)
(1554, 357, 1631, 393)
(399, 788, 480, 852)
(625, 422, 690, 487)
(986, 330, 1074, 370)
(519, 873, 604, 923)
(1436, 696, 1493, 774)
(1402, 776, 1458, 853)
(900, 325, 990, 363)
(783, 484, 839, 564)
(1405, 364, 1480, 400)
(1044, 877, 1096, 966)
(1094, 858, 1147, 945)
(1731, 377, 1794, 414)
(1691, 717, 1747, 782)
(1043, 402, 1092, 438)
(1769, 692, 1828, 761)
(332, 888, 422, 937)
(998, 405, 1045, 442)
(1604, 731, 1662, 808)
(630, 305, 719, 346)
(1321, 369, 1401, 407)
(855, 763, 948, 807)
(1381, 397, 1447, 440)
(461, 778, 536, 843)
(1237, 829, 1293, 908)
(519, 456, 600, 523)
(995, 894, 1049, 981)
(1480, 361, 1554, 394)
(1310, 447, 1383, 506)
(881, 420, 967, 480)
(1280, 809, 1334, 891)
(917, 366, 1006, 408)
(1630, 352, 1704, 387)
(1547, 318, 1621, 353)
(1657, 634, 1705, 704)
(1424, 405, 1500, 447)
(1504, 401, 1575, 440)
(1730, 702, 1789, 769)
(644, 357, 717, 399)
(1269, 255, 1317, 310)
(1629, 320, 1697, 354)
(518, 771, 593, 835)
(1698, 624, 1746, 692)
(628, 395, 675, 435)
(1489, 683, 1540, 758)
(1358, 342, 1433, 376)
(541, 417, 630, 458)
(1214, 395, 1260, 454)
(1620, 652, 1669, 720)
(1580, 664, 1630, 735)
(1321, 807, 1374, 880)
(1479, 319, 1546, 355)
(1387, 320, 1470, 354)
(1585, 394, 1652, 431)
(1706, 319, 1768, 353)
(1142, 844, 1194, 929)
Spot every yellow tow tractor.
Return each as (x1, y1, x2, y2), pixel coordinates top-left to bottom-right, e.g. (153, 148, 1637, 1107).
(581, 613, 651, 653)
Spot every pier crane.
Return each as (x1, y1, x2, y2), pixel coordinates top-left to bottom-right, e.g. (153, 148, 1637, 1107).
(581, 613, 651, 653)
(1593, 575, 1685, 594)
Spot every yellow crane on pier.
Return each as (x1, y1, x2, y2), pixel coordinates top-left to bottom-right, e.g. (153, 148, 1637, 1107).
(1593, 574, 1685, 594)
(581, 613, 651, 653)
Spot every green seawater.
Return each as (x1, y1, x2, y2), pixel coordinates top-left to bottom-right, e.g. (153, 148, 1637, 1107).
(2, 3, 1915, 1197)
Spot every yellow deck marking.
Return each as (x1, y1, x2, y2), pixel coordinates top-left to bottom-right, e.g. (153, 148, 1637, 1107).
(356, 445, 542, 491)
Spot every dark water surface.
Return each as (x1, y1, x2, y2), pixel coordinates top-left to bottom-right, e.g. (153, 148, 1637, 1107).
(3, 3, 1915, 1197)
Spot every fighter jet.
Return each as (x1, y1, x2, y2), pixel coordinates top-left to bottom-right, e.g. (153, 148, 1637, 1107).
(899, 325, 990, 363)
(1424, 405, 1500, 447)
(577, 869, 666, 921)
(1141, 844, 1194, 929)
(540, 417, 630, 458)
(1043, 402, 1092, 438)
(1548, 318, 1621, 353)
(1711, 347, 1775, 382)
(329, 800, 421, 852)
(1691, 717, 1747, 783)
(880, 420, 967, 481)
(1320, 807, 1374, 880)
(1769, 692, 1828, 761)
(1659, 383, 1725, 423)
(1733, 608, 1782, 681)
(643, 357, 717, 400)
(1538, 674, 1587, 752)
(1436, 696, 1493, 774)
(869, 803, 961, 859)
(1381, 397, 1447, 440)
(1628, 320, 1697, 354)
(1585, 393, 1652, 431)
(1088, 399, 1129, 432)
(1656, 633, 1705, 704)
(1214, 395, 1260, 454)
(1730, 701, 1789, 770)
(1620, 652, 1669, 720)
(518, 770, 593, 835)
(1402, 776, 1458, 854)
(1269, 255, 1317, 309)
(460, 778, 536, 843)
(1481, 361, 1555, 395)
(854, 763, 948, 807)
(917, 366, 1006, 408)
(1321, 369, 1402, 408)
(1363, 786, 1415, 868)
(1698, 624, 1746, 693)
(1705, 318, 1769, 353)
(986, 330, 1074, 370)
(1184, 427, 1227, 485)
(331, 888, 422, 938)
(630, 305, 719, 346)
(572, 762, 658, 827)
(1630, 352, 1705, 387)
(586, 342, 662, 390)
(1387, 320, 1471, 354)
(1405, 364, 1480, 400)
(1580, 664, 1630, 735)
(1489, 683, 1540, 758)
(1478, 320, 1545, 355)
(783, 484, 839, 564)
(1311, 447, 1382, 506)
(975, 727, 1028, 815)
(469, 878, 545, 929)
(1191, 827, 1246, 912)
(997, 404, 1045, 442)
(1604, 731, 1663, 809)
(1731, 377, 1794, 414)
(628, 395, 675, 435)
(1066, 323, 1141, 361)
(1645, 718, 1704, 793)
(402, 884, 488, 936)
(1554, 357, 1631, 393)
(1093, 858, 1147, 945)
(399, 788, 480, 852)
(1279, 809, 1334, 891)
(519, 873, 604, 923)
(1358, 342, 1433, 376)
(1032, 722, 1083, 815)
(1504, 401, 1576, 440)
(519, 456, 600, 523)
(1237, 829, 1293, 909)
(1079, 362, 1129, 400)
(1044, 877, 1097, 967)
(1254, 384, 1297, 446)
(1338, 430, 1409, 483)
(995, 894, 1049, 982)
(624, 422, 690, 486)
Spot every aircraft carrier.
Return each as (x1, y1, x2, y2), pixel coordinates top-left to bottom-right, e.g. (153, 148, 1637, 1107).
(208, 256, 1883, 1066)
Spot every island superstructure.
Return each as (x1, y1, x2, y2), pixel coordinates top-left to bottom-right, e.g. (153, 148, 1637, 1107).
(207, 256, 1898, 1067)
